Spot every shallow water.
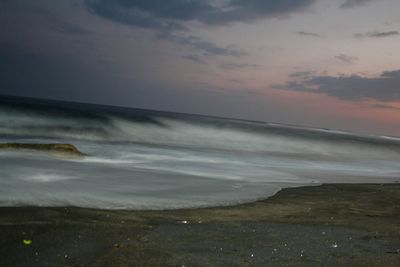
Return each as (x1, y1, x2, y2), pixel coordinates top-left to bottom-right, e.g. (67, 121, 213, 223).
(1, 97, 400, 209)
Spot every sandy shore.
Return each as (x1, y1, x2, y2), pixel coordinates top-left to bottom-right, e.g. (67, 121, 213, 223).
(1, 183, 400, 266)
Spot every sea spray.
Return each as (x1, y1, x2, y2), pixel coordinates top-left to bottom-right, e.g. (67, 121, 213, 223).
(1, 97, 400, 209)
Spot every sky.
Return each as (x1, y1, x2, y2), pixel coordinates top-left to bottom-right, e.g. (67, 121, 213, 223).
(1, 0, 400, 136)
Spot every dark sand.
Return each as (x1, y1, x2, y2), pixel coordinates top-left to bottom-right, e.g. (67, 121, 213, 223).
(1, 184, 400, 266)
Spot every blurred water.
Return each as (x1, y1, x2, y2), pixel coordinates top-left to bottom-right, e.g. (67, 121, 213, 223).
(0, 97, 399, 209)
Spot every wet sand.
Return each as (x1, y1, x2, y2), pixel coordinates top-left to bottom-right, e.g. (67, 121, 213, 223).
(1, 183, 400, 266)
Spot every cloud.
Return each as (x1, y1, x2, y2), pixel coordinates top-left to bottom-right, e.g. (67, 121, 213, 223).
(275, 69, 400, 101)
(90, 0, 214, 22)
(340, 0, 373, 8)
(85, 0, 198, 31)
(86, 0, 317, 27)
(192, 41, 246, 57)
(369, 103, 400, 110)
(297, 31, 322, 37)
(230, 79, 243, 84)
(191, 81, 259, 98)
(0, 41, 259, 117)
(202, 0, 317, 25)
(85, 1, 316, 57)
(354, 31, 399, 38)
(181, 54, 204, 63)
(289, 71, 315, 79)
(334, 53, 358, 64)
(219, 62, 260, 70)
(156, 32, 246, 57)
(0, 1, 91, 36)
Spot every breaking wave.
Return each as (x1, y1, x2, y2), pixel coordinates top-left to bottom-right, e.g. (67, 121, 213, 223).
(0, 97, 399, 209)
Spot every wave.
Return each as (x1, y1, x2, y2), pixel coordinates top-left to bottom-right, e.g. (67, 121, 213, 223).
(1, 103, 400, 160)
(1, 98, 400, 209)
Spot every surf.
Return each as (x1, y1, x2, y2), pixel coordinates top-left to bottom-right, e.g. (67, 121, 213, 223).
(1, 97, 400, 209)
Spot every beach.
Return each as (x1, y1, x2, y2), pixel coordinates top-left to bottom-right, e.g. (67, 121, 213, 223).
(3, 1, 400, 266)
(1, 183, 399, 266)
(1, 98, 400, 266)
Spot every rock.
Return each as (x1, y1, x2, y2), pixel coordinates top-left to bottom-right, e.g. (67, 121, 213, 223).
(0, 143, 85, 157)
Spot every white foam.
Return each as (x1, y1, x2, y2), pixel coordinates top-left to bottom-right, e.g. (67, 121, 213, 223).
(1, 104, 400, 210)
(74, 157, 140, 164)
(21, 173, 79, 183)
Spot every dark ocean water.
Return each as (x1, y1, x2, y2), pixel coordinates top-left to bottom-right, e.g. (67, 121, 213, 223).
(1, 96, 400, 209)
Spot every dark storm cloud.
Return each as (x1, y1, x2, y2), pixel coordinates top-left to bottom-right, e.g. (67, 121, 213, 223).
(86, 0, 317, 27)
(354, 31, 399, 38)
(202, 0, 317, 25)
(106, 0, 213, 21)
(334, 54, 358, 64)
(275, 69, 400, 101)
(85, 0, 316, 57)
(340, 0, 374, 8)
(297, 31, 322, 37)
(85, 0, 189, 31)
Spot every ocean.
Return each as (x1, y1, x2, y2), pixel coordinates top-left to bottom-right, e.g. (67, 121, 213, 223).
(1, 96, 399, 209)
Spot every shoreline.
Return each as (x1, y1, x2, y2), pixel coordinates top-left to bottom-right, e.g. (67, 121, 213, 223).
(1, 183, 400, 266)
